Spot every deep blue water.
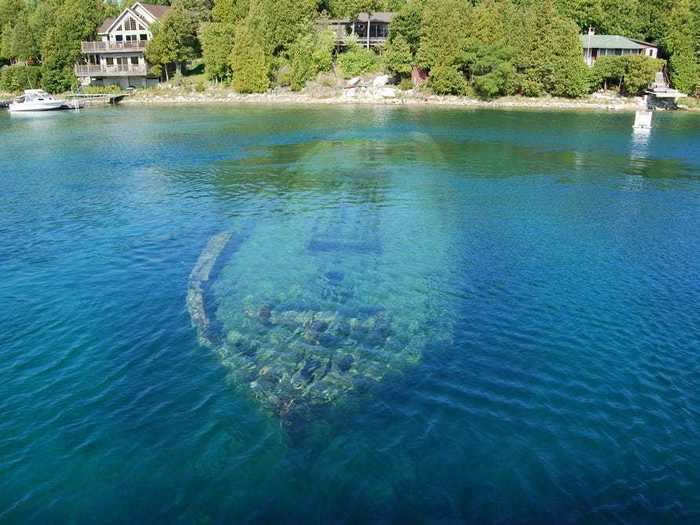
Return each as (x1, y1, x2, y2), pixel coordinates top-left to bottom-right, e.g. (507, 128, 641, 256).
(1, 105, 699, 524)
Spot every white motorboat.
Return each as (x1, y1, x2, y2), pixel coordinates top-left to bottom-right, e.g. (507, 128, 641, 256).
(9, 90, 67, 112)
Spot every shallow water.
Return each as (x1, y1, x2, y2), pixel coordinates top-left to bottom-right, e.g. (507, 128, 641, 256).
(1, 106, 699, 524)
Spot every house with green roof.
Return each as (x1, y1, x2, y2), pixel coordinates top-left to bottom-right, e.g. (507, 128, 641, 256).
(581, 30, 658, 66)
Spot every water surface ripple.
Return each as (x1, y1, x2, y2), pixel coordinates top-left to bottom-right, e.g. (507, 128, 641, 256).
(1, 106, 699, 524)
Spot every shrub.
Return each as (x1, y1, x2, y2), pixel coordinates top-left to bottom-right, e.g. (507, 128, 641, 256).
(591, 55, 664, 96)
(429, 65, 466, 95)
(337, 41, 380, 78)
(472, 62, 518, 99)
(80, 84, 122, 94)
(275, 61, 292, 87)
(288, 29, 335, 91)
(0, 64, 42, 93)
(398, 77, 413, 91)
(194, 80, 207, 92)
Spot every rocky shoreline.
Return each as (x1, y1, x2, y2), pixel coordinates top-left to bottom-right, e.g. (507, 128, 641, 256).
(122, 74, 650, 112)
(123, 87, 646, 112)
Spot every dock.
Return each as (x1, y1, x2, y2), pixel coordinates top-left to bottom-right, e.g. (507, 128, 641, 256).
(2, 92, 128, 111)
(65, 93, 128, 107)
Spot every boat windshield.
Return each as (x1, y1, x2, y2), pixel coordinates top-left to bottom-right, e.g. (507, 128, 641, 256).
(24, 91, 53, 102)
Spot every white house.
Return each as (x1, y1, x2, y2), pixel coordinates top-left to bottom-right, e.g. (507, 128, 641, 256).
(75, 3, 170, 89)
(581, 30, 658, 66)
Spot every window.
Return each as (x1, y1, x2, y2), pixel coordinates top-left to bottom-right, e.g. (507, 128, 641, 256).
(106, 57, 114, 65)
(116, 35, 123, 42)
(140, 34, 148, 41)
(130, 56, 139, 65)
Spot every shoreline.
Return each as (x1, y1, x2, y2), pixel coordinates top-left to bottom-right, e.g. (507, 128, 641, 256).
(121, 89, 648, 112)
(4, 88, 697, 113)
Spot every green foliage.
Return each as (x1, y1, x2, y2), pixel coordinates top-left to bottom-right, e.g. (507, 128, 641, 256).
(337, 40, 381, 78)
(465, 0, 519, 99)
(518, 1, 589, 98)
(80, 84, 122, 94)
(417, 0, 470, 70)
(262, 0, 318, 55)
(398, 76, 413, 90)
(201, 22, 235, 81)
(146, 5, 200, 80)
(591, 54, 664, 94)
(38, 0, 107, 92)
(663, 0, 699, 94)
(212, 0, 250, 24)
(385, 34, 413, 75)
(389, 0, 422, 55)
(287, 29, 335, 90)
(0, 64, 42, 92)
(230, 18, 270, 93)
(328, 0, 386, 18)
(429, 64, 466, 95)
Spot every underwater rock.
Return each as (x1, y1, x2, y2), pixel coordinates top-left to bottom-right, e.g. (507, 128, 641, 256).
(337, 354, 354, 373)
(258, 304, 272, 324)
(325, 271, 344, 283)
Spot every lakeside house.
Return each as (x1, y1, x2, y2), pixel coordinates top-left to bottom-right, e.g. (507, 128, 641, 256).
(75, 2, 170, 89)
(581, 29, 658, 66)
(326, 12, 396, 48)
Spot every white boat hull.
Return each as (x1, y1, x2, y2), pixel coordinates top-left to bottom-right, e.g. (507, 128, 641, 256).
(9, 101, 66, 112)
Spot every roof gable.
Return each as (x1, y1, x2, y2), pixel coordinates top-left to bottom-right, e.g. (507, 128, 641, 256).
(98, 3, 170, 35)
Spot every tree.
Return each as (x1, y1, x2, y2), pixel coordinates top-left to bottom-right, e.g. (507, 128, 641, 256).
(212, 0, 250, 24)
(262, 0, 318, 55)
(40, 0, 107, 92)
(230, 17, 270, 92)
(385, 34, 413, 76)
(518, 1, 590, 97)
(417, 0, 471, 70)
(201, 22, 235, 81)
(663, 0, 699, 94)
(388, 0, 423, 55)
(465, 0, 519, 98)
(146, 4, 200, 80)
(9, 13, 39, 63)
(287, 28, 335, 90)
(591, 54, 664, 94)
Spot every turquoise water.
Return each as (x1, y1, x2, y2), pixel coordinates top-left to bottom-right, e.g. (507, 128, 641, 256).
(1, 106, 699, 524)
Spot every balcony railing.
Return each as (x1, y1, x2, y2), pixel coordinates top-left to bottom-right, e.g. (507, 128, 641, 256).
(81, 41, 147, 53)
(75, 64, 148, 77)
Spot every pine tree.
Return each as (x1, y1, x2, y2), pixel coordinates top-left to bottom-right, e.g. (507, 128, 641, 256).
(417, 0, 471, 70)
(230, 16, 270, 93)
(518, 0, 589, 97)
(664, 0, 699, 94)
(385, 34, 413, 76)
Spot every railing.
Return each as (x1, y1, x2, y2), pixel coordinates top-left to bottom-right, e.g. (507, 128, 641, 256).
(75, 64, 148, 77)
(81, 41, 147, 53)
